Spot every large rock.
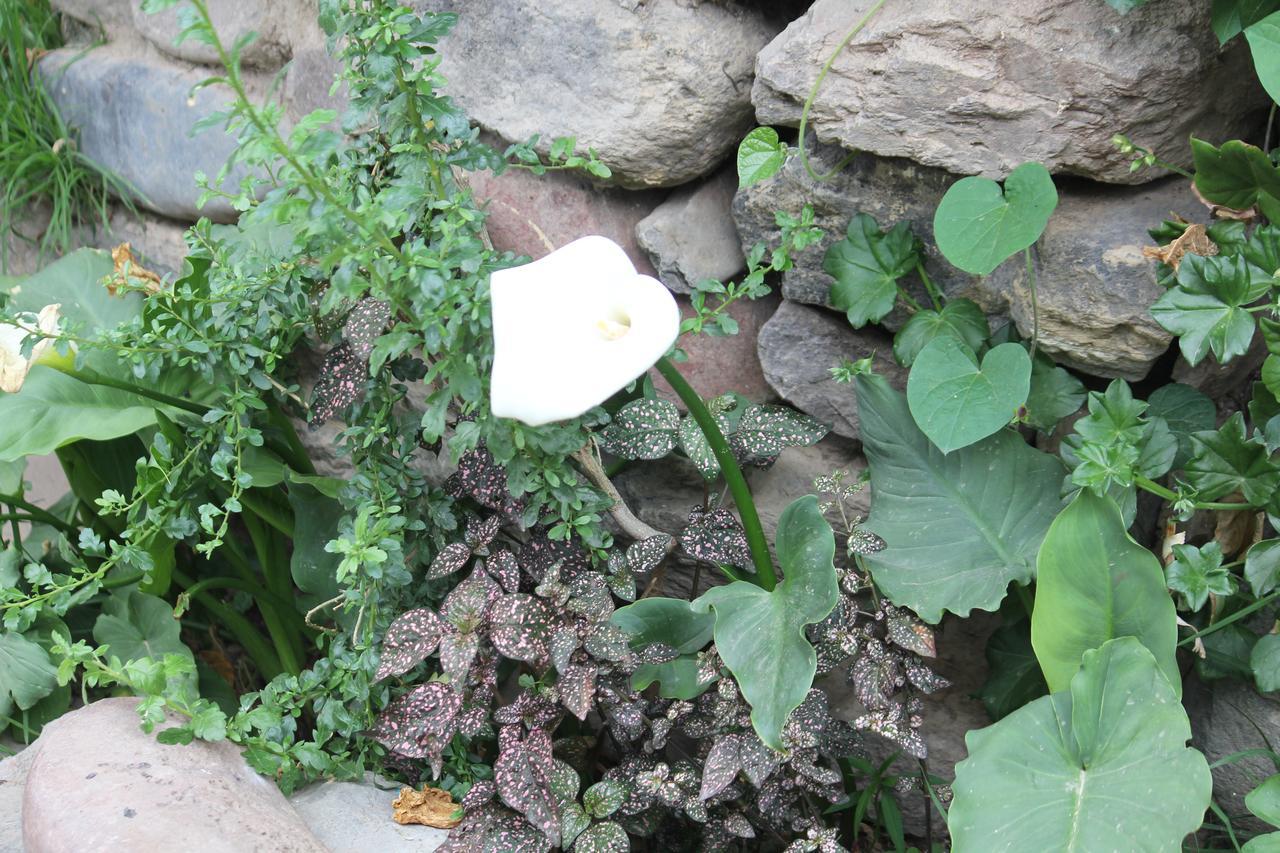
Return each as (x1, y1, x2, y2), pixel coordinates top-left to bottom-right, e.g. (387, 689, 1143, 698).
(736, 144, 1193, 380)
(132, 0, 298, 69)
(1, 746, 35, 853)
(39, 44, 256, 222)
(757, 300, 907, 441)
(51, 0, 130, 31)
(752, 0, 1265, 184)
(636, 168, 745, 294)
(416, 0, 779, 188)
(1186, 677, 1280, 837)
(289, 773, 449, 852)
(651, 293, 778, 404)
(22, 698, 327, 852)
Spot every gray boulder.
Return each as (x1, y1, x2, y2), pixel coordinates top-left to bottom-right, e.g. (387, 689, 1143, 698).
(1186, 677, 1280, 837)
(757, 300, 906, 441)
(39, 44, 254, 222)
(131, 0, 298, 69)
(636, 168, 745, 294)
(290, 773, 449, 852)
(752, 0, 1265, 184)
(414, 0, 779, 188)
(50, 0, 131, 31)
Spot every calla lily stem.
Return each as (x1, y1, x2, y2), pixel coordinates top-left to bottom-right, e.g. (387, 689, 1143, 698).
(655, 356, 776, 590)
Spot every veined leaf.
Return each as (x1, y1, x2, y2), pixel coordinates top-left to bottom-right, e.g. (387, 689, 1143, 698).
(933, 162, 1058, 276)
(736, 127, 787, 189)
(892, 298, 990, 367)
(906, 337, 1031, 453)
(611, 597, 715, 700)
(1151, 253, 1269, 366)
(824, 213, 920, 328)
(1191, 137, 1280, 211)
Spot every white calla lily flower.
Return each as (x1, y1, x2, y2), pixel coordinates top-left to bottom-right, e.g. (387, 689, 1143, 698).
(489, 236, 680, 426)
(0, 303, 62, 393)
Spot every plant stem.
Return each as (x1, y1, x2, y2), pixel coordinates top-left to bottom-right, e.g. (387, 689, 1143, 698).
(797, 0, 890, 183)
(0, 492, 75, 533)
(172, 568, 284, 678)
(69, 366, 208, 415)
(1015, 583, 1034, 618)
(915, 261, 943, 311)
(655, 356, 775, 589)
(1134, 476, 1253, 511)
(1024, 247, 1039, 361)
(1179, 589, 1280, 647)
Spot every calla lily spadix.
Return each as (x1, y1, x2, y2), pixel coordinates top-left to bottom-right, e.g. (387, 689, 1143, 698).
(0, 303, 62, 394)
(489, 236, 680, 426)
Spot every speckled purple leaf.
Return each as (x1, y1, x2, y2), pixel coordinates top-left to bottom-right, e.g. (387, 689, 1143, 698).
(439, 630, 480, 684)
(489, 594, 556, 665)
(427, 542, 472, 580)
(342, 297, 392, 360)
(558, 663, 598, 721)
(573, 820, 629, 853)
(731, 404, 828, 458)
(375, 607, 447, 682)
(371, 682, 461, 759)
(599, 398, 680, 460)
(485, 549, 522, 593)
(442, 567, 501, 631)
(495, 727, 561, 847)
(465, 515, 500, 553)
(884, 604, 936, 658)
(626, 534, 671, 574)
(309, 342, 367, 424)
(550, 626, 581, 674)
(681, 507, 751, 569)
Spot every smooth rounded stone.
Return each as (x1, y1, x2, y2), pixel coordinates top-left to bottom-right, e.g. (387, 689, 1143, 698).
(22, 698, 327, 853)
(285, 26, 348, 125)
(757, 300, 907, 441)
(413, 0, 779, 188)
(289, 773, 449, 852)
(131, 0, 298, 69)
(752, 0, 1266, 184)
(51, 0, 131, 31)
(1185, 677, 1280, 837)
(1, 746, 36, 853)
(636, 168, 745, 295)
(38, 43, 262, 222)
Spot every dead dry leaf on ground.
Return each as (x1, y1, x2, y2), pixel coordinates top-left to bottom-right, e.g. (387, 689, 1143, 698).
(1141, 222, 1217, 271)
(392, 786, 463, 829)
(109, 243, 164, 295)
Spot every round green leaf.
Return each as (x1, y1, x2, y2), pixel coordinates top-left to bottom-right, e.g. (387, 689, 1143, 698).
(611, 596, 715, 700)
(0, 630, 58, 716)
(736, 127, 787, 189)
(1247, 774, 1280, 827)
(1247, 12, 1280, 105)
(1247, 539, 1280, 597)
(933, 162, 1059, 276)
(950, 637, 1211, 852)
(1031, 490, 1179, 694)
(892, 298, 990, 367)
(906, 337, 1031, 454)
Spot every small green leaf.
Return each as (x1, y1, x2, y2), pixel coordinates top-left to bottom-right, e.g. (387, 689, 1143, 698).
(1151, 253, 1269, 367)
(691, 496, 838, 748)
(1248, 539, 1280, 596)
(906, 337, 1031, 454)
(93, 589, 193, 666)
(1191, 137, 1280, 211)
(1167, 541, 1236, 611)
(1254, 634, 1280, 692)
(1147, 383, 1217, 468)
(736, 127, 787, 189)
(892, 298, 990, 367)
(1247, 774, 1280, 826)
(1024, 354, 1085, 432)
(678, 411, 732, 480)
(950, 638, 1211, 851)
(1031, 491, 1179, 694)
(1247, 12, 1280, 104)
(824, 213, 920, 328)
(287, 483, 345, 599)
(933, 162, 1059, 276)
(611, 597, 715, 700)
(0, 630, 58, 716)
(599, 398, 680, 460)
(1186, 412, 1280, 504)
(976, 619, 1048, 721)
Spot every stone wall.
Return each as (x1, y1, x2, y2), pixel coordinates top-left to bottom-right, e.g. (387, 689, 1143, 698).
(28, 1, 1272, 834)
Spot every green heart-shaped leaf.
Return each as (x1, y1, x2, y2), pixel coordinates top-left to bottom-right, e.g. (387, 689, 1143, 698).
(736, 127, 787, 189)
(1248, 12, 1280, 105)
(933, 162, 1059, 275)
(906, 337, 1031, 453)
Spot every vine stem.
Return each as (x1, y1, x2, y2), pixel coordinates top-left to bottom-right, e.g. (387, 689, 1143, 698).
(1179, 588, 1280, 647)
(1024, 247, 1039, 361)
(572, 441, 676, 553)
(797, 0, 890, 183)
(655, 357, 776, 589)
(1134, 475, 1253, 512)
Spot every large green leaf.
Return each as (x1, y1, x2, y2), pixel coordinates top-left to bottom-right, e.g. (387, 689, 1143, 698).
(1191, 137, 1280, 211)
(0, 457, 24, 494)
(1248, 12, 1280, 103)
(0, 630, 58, 717)
(1186, 411, 1280, 505)
(976, 618, 1048, 722)
(1215, 0, 1280, 43)
(690, 496, 838, 749)
(1146, 383, 1216, 469)
(892, 298, 989, 367)
(823, 213, 920, 328)
(287, 481, 345, 600)
(1031, 491, 1179, 694)
(906, 337, 1030, 453)
(0, 366, 160, 461)
(950, 638, 1211, 852)
(1151, 253, 1270, 366)
(856, 374, 1064, 622)
(6, 248, 140, 333)
(93, 589, 193, 665)
(933, 162, 1058, 276)
(611, 597, 715, 700)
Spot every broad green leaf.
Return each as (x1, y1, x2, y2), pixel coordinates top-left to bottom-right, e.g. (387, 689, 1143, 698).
(1248, 12, 1280, 103)
(1255, 633, 1280, 692)
(93, 589, 193, 665)
(977, 619, 1048, 722)
(1147, 383, 1217, 468)
(736, 127, 787, 189)
(950, 638, 1211, 852)
(288, 483, 345, 600)
(1248, 539, 1280, 596)
(0, 457, 24, 494)
(1246, 224, 1280, 279)
(823, 213, 920, 328)
(892, 298, 990, 367)
(1248, 775, 1280, 827)
(1266, 354, 1280, 402)
(1191, 137, 1280, 211)
(1151, 253, 1269, 366)
(1031, 491, 1179, 694)
(857, 374, 1064, 622)
(1243, 833, 1280, 852)
(691, 496, 838, 748)
(1024, 353, 1085, 432)
(1186, 412, 1280, 504)
(906, 337, 1031, 453)
(0, 630, 58, 716)
(933, 162, 1059, 276)
(1215, 0, 1280, 43)
(1105, 0, 1150, 10)
(1167, 541, 1236, 611)
(5, 248, 139, 333)
(1199, 622, 1258, 681)
(0, 366, 160, 461)
(611, 596, 715, 700)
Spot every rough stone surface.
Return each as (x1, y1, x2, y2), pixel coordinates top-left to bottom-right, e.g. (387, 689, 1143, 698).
(752, 0, 1266, 184)
(636, 168, 745, 294)
(22, 698, 327, 853)
(732, 142, 1010, 334)
(132, 0, 295, 69)
(39, 43, 256, 222)
(415, 0, 779, 188)
(651, 293, 777, 404)
(284, 27, 347, 124)
(757, 300, 907, 441)
(51, 0, 131, 31)
(1186, 677, 1280, 837)
(1173, 329, 1269, 402)
(1, 746, 35, 853)
(289, 773, 449, 852)
(463, 163, 663, 273)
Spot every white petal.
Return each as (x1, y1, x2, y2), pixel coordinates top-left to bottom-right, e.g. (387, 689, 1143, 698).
(490, 236, 680, 426)
(30, 303, 61, 363)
